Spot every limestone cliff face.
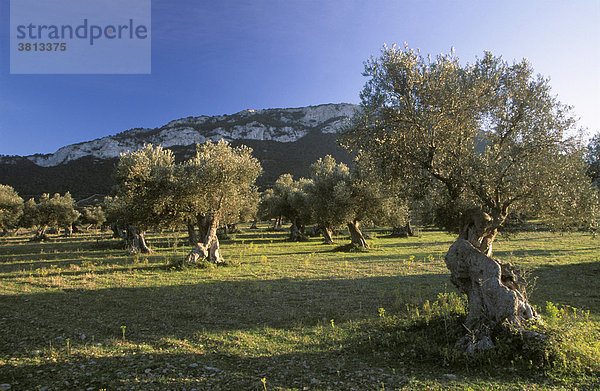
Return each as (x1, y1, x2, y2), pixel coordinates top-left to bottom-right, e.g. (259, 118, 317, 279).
(20, 103, 357, 167)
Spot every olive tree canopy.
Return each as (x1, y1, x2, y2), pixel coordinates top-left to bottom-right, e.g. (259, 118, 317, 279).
(0, 184, 24, 236)
(258, 174, 312, 241)
(113, 144, 176, 253)
(29, 192, 80, 240)
(304, 155, 405, 247)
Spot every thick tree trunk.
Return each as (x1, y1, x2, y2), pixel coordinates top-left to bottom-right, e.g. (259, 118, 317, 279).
(184, 212, 224, 265)
(390, 221, 414, 237)
(348, 220, 369, 248)
(273, 216, 283, 231)
(249, 218, 258, 229)
(63, 225, 73, 237)
(289, 218, 307, 241)
(110, 223, 127, 240)
(222, 223, 229, 239)
(33, 225, 49, 241)
(445, 208, 538, 354)
(321, 225, 334, 244)
(197, 214, 209, 242)
(404, 221, 414, 236)
(187, 221, 199, 246)
(125, 225, 153, 254)
(458, 208, 499, 257)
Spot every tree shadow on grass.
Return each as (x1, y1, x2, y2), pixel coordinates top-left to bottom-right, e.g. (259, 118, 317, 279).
(0, 274, 449, 353)
(1, 271, 597, 390)
(2, 343, 553, 391)
(2, 300, 586, 390)
(528, 261, 600, 312)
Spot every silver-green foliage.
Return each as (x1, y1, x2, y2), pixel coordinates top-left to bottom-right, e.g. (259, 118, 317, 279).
(258, 174, 312, 225)
(341, 45, 598, 231)
(34, 192, 80, 229)
(0, 184, 24, 231)
(304, 155, 408, 230)
(178, 140, 262, 225)
(112, 141, 262, 230)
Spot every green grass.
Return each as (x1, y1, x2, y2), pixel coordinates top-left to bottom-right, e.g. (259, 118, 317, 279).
(0, 226, 599, 390)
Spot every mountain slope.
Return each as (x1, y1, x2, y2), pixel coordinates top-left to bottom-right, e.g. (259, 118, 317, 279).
(0, 103, 358, 199)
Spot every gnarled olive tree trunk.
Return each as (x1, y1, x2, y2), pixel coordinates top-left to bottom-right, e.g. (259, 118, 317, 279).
(289, 218, 307, 241)
(125, 225, 153, 254)
(63, 224, 73, 237)
(32, 225, 49, 241)
(272, 216, 283, 231)
(321, 225, 334, 244)
(110, 223, 127, 240)
(444, 208, 538, 354)
(184, 212, 224, 265)
(187, 221, 199, 246)
(390, 222, 414, 237)
(348, 219, 369, 248)
(249, 218, 258, 229)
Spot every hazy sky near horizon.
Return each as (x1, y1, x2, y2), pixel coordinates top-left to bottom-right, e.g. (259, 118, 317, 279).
(0, 0, 598, 156)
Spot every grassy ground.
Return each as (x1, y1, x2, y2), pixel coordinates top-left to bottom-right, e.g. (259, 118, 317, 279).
(0, 226, 599, 390)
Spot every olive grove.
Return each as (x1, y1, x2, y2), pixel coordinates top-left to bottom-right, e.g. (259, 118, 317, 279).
(272, 155, 408, 248)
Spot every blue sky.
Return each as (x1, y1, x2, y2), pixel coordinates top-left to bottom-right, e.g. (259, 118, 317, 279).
(0, 0, 599, 156)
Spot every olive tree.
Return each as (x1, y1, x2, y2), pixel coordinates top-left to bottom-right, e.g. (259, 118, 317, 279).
(78, 205, 106, 231)
(304, 156, 352, 244)
(30, 192, 80, 240)
(0, 184, 24, 236)
(113, 144, 176, 253)
(345, 154, 411, 247)
(340, 45, 598, 352)
(258, 174, 312, 241)
(19, 198, 38, 233)
(258, 188, 280, 228)
(113, 141, 261, 261)
(304, 155, 400, 248)
(179, 141, 262, 265)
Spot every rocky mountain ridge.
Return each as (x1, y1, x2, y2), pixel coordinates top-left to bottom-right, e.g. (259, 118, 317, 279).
(11, 103, 357, 167)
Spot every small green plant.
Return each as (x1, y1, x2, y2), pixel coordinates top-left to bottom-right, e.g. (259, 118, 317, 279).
(65, 338, 71, 356)
(544, 301, 561, 323)
(378, 307, 386, 319)
(120, 325, 127, 344)
(260, 377, 267, 391)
